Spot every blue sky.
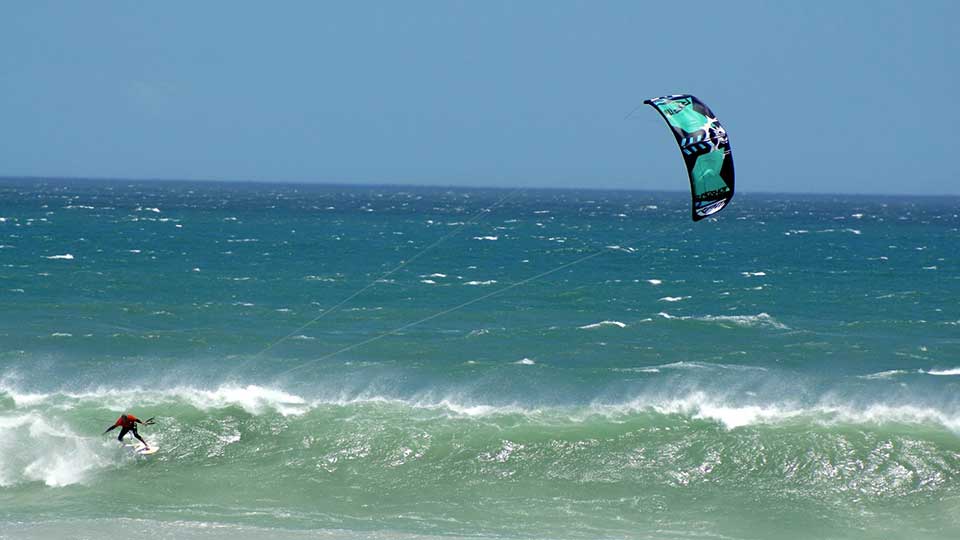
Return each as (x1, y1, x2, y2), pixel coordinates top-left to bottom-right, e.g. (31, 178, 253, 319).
(1, 1, 956, 194)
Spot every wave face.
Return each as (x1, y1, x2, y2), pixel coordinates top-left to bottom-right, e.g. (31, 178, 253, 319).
(3, 383, 960, 539)
(2, 180, 960, 539)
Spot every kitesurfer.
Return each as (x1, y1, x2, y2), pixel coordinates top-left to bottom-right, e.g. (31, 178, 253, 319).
(104, 413, 154, 449)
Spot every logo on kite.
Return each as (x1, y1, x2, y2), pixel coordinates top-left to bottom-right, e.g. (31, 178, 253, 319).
(643, 94, 735, 221)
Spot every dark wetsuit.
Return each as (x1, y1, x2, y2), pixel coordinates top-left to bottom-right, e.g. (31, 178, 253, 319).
(105, 414, 148, 447)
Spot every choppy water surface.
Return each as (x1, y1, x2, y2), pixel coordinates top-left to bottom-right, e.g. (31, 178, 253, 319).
(1, 179, 959, 539)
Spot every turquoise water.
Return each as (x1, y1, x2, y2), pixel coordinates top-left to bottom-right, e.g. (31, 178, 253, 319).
(1, 178, 959, 539)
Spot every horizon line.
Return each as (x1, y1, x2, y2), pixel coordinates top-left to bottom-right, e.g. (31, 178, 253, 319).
(1, 174, 957, 199)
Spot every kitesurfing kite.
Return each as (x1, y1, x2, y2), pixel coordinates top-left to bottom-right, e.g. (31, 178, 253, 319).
(645, 94, 734, 221)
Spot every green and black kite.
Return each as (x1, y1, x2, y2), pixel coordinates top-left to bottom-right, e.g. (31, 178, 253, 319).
(645, 94, 735, 221)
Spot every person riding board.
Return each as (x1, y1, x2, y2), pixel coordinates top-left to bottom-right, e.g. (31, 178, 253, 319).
(104, 414, 155, 449)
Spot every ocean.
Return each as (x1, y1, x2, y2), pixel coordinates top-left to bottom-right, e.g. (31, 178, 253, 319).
(1, 178, 958, 539)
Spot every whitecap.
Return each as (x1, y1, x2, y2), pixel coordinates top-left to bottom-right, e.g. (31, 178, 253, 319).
(578, 320, 627, 329)
(696, 313, 788, 329)
(46, 384, 313, 417)
(45, 254, 74, 260)
(927, 367, 960, 376)
(858, 369, 916, 380)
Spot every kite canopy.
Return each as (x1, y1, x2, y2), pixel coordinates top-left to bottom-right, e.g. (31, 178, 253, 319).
(644, 94, 734, 221)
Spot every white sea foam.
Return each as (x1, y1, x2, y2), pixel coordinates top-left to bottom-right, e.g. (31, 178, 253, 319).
(467, 328, 491, 337)
(816, 228, 861, 235)
(646, 279, 662, 285)
(645, 361, 767, 373)
(431, 399, 504, 417)
(599, 392, 960, 432)
(578, 320, 627, 329)
(740, 271, 766, 277)
(464, 280, 497, 286)
(658, 296, 689, 302)
(5, 378, 960, 438)
(45, 254, 74, 260)
(304, 275, 339, 282)
(473, 236, 498, 241)
(515, 358, 536, 365)
(609, 366, 664, 374)
(0, 414, 111, 487)
(859, 369, 916, 380)
(420, 279, 437, 284)
(657, 312, 787, 330)
(174, 385, 310, 416)
(927, 368, 960, 376)
(696, 313, 788, 329)
(2, 382, 312, 418)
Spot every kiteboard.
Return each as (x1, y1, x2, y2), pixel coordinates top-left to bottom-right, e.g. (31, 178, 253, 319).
(124, 441, 159, 455)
